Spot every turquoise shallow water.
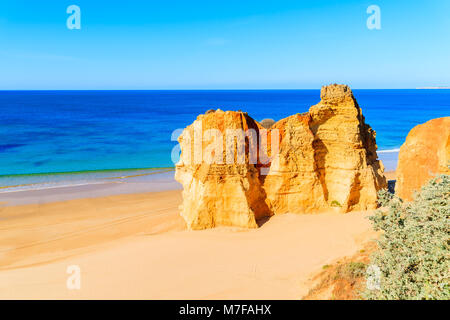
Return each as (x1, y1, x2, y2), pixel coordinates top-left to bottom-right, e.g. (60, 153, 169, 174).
(0, 168, 173, 191)
(0, 90, 449, 189)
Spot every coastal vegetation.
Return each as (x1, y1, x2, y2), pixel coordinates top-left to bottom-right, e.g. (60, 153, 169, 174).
(304, 174, 449, 300)
(303, 242, 375, 300)
(364, 175, 450, 300)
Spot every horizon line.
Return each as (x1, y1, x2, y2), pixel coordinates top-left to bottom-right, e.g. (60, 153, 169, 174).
(1, 88, 449, 91)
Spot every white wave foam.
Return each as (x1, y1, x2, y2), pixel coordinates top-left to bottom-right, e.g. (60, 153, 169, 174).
(0, 181, 108, 194)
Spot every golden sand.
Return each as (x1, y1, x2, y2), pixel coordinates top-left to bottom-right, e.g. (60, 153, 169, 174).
(0, 187, 378, 299)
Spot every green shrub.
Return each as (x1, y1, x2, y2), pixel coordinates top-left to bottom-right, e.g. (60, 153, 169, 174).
(330, 200, 342, 207)
(345, 262, 367, 278)
(332, 261, 367, 281)
(364, 175, 450, 300)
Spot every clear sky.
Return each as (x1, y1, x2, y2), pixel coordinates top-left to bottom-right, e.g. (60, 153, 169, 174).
(0, 0, 449, 89)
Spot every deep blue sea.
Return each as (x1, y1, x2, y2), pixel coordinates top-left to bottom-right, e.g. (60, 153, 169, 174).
(0, 90, 449, 188)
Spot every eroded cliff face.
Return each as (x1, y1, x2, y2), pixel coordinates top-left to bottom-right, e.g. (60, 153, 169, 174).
(175, 110, 271, 230)
(264, 84, 386, 213)
(396, 117, 450, 201)
(308, 84, 386, 212)
(263, 113, 328, 213)
(175, 85, 387, 229)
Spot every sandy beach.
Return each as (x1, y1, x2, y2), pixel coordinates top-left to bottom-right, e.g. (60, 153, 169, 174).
(2, 0, 448, 305)
(0, 170, 385, 299)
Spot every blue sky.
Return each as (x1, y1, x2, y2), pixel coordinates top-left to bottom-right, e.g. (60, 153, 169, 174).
(0, 0, 449, 89)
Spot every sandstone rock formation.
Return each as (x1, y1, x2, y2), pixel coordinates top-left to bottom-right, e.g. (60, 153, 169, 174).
(396, 117, 450, 201)
(264, 84, 387, 213)
(175, 109, 271, 230)
(175, 84, 387, 229)
(262, 113, 327, 213)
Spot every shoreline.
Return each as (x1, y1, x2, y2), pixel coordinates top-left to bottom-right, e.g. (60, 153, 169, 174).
(0, 149, 398, 196)
(0, 166, 175, 178)
(0, 170, 182, 206)
(0, 170, 396, 207)
(0, 167, 175, 190)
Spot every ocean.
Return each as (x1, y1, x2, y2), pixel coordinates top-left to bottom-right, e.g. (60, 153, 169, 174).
(0, 90, 449, 190)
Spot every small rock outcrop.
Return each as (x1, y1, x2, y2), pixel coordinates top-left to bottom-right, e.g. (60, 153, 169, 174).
(396, 117, 450, 201)
(260, 118, 276, 129)
(175, 85, 387, 229)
